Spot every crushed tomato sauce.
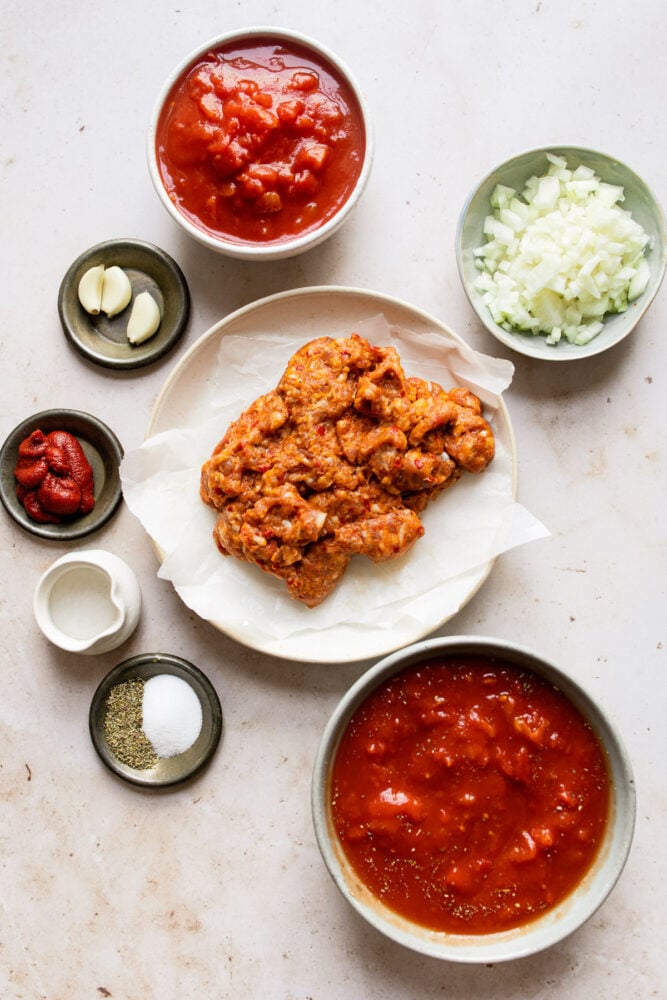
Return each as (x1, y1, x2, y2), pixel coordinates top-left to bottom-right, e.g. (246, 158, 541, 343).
(330, 657, 610, 934)
(155, 38, 366, 245)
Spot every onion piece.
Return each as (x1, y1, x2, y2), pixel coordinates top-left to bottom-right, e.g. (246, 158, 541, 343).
(473, 155, 652, 345)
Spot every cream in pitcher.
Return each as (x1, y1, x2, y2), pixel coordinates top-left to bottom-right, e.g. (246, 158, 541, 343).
(34, 550, 141, 654)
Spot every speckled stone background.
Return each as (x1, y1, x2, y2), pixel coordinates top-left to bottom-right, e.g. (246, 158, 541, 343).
(1, 1, 665, 997)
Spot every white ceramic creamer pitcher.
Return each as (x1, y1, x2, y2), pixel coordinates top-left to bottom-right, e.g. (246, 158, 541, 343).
(34, 550, 142, 654)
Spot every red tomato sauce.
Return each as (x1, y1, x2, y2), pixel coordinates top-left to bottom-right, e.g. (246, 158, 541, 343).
(155, 38, 366, 245)
(330, 657, 610, 934)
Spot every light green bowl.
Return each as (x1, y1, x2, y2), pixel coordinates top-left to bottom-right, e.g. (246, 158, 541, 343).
(456, 146, 666, 360)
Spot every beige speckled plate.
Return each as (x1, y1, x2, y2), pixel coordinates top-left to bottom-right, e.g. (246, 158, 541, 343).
(142, 286, 519, 664)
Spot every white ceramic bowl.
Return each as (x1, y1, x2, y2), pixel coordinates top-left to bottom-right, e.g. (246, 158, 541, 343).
(456, 146, 666, 360)
(147, 27, 373, 261)
(312, 635, 636, 963)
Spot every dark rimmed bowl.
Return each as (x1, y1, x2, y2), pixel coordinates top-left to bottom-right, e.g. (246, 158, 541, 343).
(0, 408, 123, 540)
(89, 652, 223, 788)
(58, 238, 190, 369)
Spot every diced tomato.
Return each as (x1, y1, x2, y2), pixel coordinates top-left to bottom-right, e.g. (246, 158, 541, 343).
(255, 191, 282, 214)
(235, 77, 259, 96)
(294, 113, 315, 132)
(289, 170, 318, 197)
(443, 863, 476, 896)
(276, 98, 305, 124)
(199, 91, 225, 122)
(290, 70, 319, 92)
(296, 143, 330, 172)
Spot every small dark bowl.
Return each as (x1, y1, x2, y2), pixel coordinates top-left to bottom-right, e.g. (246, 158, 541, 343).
(0, 408, 123, 540)
(58, 238, 190, 369)
(89, 652, 223, 788)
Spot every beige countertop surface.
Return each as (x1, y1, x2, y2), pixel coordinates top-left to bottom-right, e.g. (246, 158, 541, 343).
(1, 2, 665, 997)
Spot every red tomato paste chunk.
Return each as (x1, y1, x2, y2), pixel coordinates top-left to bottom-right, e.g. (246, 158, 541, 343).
(14, 429, 95, 524)
(330, 657, 610, 934)
(156, 38, 366, 244)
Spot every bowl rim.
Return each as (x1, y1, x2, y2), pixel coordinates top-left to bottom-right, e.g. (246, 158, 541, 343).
(455, 144, 667, 361)
(311, 634, 636, 963)
(146, 25, 374, 261)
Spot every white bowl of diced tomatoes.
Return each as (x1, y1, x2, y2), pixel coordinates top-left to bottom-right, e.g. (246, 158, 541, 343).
(148, 27, 374, 260)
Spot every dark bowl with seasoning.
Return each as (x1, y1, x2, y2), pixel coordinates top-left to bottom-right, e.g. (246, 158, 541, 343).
(89, 653, 223, 788)
(311, 635, 635, 963)
(147, 26, 374, 261)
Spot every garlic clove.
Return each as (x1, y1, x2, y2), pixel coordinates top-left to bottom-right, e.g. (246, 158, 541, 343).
(126, 290, 161, 344)
(77, 264, 105, 315)
(101, 265, 132, 318)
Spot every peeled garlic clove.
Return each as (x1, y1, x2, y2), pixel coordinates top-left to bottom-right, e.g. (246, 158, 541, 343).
(77, 265, 105, 315)
(101, 265, 132, 318)
(127, 290, 161, 344)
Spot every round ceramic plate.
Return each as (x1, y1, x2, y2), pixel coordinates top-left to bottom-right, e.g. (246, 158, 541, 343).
(144, 286, 518, 663)
(89, 653, 223, 788)
(0, 408, 124, 540)
(58, 238, 190, 369)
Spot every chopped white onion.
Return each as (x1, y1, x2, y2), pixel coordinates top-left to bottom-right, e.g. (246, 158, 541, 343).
(473, 154, 652, 346)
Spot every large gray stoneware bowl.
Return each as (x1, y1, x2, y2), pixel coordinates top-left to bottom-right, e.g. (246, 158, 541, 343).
(311, 635, 636, 963)
(456, 145, 666, 360)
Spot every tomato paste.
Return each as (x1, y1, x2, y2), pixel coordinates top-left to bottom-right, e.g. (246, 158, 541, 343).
(155, 37, 366, 245)
(330, 657, 610, 934)
(14, 429, 95, 523)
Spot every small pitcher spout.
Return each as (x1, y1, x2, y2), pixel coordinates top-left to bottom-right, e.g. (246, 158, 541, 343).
(34, 550, 142, 655)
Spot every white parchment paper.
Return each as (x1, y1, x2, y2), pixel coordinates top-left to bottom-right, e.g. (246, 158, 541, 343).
(120, 315, 548, 645)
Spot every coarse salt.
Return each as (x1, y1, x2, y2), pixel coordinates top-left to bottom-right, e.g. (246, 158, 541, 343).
(142, 674, 203, 758)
